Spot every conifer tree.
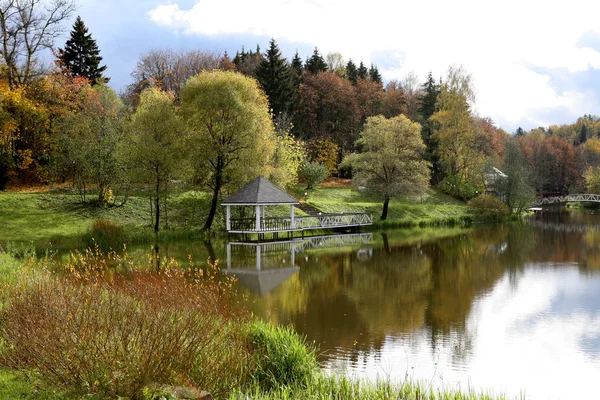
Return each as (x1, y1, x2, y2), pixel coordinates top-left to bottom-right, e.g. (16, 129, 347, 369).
(256, 39, 296, 117)
(305, 48, 327, 74)
(346, 59, 358, 85)
(418, 72, 440, 120)
(357, 61, 368, 80)
(369, 63, 382, 85)
(59, 16, 108, 84)
(291, 51, 304, 87)
(418, 71, 442, 184)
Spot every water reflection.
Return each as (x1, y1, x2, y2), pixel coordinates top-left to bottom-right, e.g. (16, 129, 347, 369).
(225, 213, 600, 399)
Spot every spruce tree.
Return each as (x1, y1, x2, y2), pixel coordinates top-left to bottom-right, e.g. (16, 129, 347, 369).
(59, 16, 108, 84)
(369, 63, 382, 85)
(291, 51, 304, 86)
(305, 47, 327, 74)
(418, 72, 440, 120)
(346, 59, 358, 85)
(418, 71, 442, 185)
(255, 39, 296, 117)
(357, 61, 368, 80)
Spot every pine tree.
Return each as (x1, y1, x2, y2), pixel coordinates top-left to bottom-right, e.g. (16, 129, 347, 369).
(305, 47, 327, 75)
(579, 124, 588, 144)
(346, 59, 358, 85)
(255, 39, 296, 117)
(291, 51, 304, 85)
(418, 71, 442, 185)
(369, 63, 382, 85)
(59, 16, 108, 84)
(418, 72, 440, 120)
(357, 61, 368, 80)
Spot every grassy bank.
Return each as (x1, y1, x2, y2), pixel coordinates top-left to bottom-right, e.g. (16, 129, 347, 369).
(301, 186, 469, 227)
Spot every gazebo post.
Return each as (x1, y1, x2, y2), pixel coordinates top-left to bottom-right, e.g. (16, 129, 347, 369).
(226, 205, 231, 231)
(290, 204, 295, 228)
(256, 204, 261, 232)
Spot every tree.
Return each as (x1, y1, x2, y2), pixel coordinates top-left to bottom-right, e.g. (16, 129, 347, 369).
(290, 51, 304, 86)
(346, 59, 358, 85)
(325, 52, 345, 76)
(255, 39, 295, 118)
(267, 132, 305, 189)
(583, 166, 600, 193)
(357, 62, 368, 80)
(126, 49, 220, 105)
(181, 70, 276, 231)
(343, 115, 430, 220)
(305, 48, 327, 75)
(0, 0, 75, 88)
(401, 72, 420, 120)
(368, 63, 382, 85)
(125, 88, 188, 232)
(295, 72, 360, 154)
(418, 72, 439, 121)
(298, 160, 328, 189)
(382, 80, 407, 118)
(496, 139, 535, 214)
(58, 16, 108, 84)
(52, 83, 125, 204)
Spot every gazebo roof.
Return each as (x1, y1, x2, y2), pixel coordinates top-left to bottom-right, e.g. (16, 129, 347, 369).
(222, 176, 299, 205)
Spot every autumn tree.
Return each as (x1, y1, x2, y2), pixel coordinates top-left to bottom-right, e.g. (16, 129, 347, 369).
(255, 39, 296, 118)
(381, 79, 407, 118)
(126, 49, 220, 105)
(343, 115, 430, 220)
(181, 70, 275, 231)
(58, 16, 108, 84)
(0, 0, 75, 88)
(232, 45, 263, 77)
(125, 88, 188, 232)
(295, 72, 360, 154)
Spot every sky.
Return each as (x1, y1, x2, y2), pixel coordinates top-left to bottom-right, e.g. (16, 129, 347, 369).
(70, 0, 600, 132)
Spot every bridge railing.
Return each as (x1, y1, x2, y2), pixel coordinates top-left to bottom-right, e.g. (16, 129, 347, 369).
(228, 213, 373, 232)
(532, 193, 600, 207)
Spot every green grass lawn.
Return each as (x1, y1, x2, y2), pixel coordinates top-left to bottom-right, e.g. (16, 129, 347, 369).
(303, 186, 468, 226)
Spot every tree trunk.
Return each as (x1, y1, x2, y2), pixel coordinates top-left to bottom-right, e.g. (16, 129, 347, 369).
(204, 166, 222, 231)
(381, 196, 390, 220)
(204, 184, 220, 231)
(154, 173, 161, 233)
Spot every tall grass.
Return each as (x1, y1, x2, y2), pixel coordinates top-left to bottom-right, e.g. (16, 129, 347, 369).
(232, 374, 506, 400)
(0, 249, 252, 399)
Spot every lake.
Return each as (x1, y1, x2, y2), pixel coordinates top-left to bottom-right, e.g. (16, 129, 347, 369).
(224, 211, 600, 400)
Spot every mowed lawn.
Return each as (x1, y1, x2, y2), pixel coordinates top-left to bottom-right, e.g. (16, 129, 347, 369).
(0, 192, 150, 243)
(304, 186, 468, 224)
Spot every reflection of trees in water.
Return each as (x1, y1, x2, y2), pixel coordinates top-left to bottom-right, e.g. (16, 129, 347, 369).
(246, 217, 600, 368)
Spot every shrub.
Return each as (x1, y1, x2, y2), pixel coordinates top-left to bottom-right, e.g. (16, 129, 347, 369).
(81, 219, 125, 250)
(468, 193, 509, 221)
(246, 320, 319, 390)
(439, 175, 480, 201)
(0, 251, 252, 399)
(298, 160, 329, 189)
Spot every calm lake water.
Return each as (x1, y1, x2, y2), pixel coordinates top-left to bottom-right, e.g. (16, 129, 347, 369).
(225, 211, 600, 400)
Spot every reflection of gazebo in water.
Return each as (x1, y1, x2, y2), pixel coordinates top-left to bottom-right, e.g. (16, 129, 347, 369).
(226, 233, 374, 296)
(222, 176, 372, 238)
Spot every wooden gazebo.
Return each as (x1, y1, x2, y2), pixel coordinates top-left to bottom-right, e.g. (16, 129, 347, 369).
(222, 176, 373, 236)
(222, 176, 299, 234)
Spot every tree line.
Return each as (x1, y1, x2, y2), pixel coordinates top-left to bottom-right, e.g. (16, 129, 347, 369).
(3, 1, 600, 229)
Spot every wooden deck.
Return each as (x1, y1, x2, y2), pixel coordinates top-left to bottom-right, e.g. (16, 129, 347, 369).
(228, 212, 373, 234)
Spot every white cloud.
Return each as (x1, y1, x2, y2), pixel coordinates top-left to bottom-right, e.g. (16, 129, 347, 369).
(148, 0, 600, 131)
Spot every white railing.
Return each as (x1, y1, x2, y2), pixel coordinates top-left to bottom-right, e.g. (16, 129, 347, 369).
(228, 213, 373, 232)
(533, 194, 600, 207)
